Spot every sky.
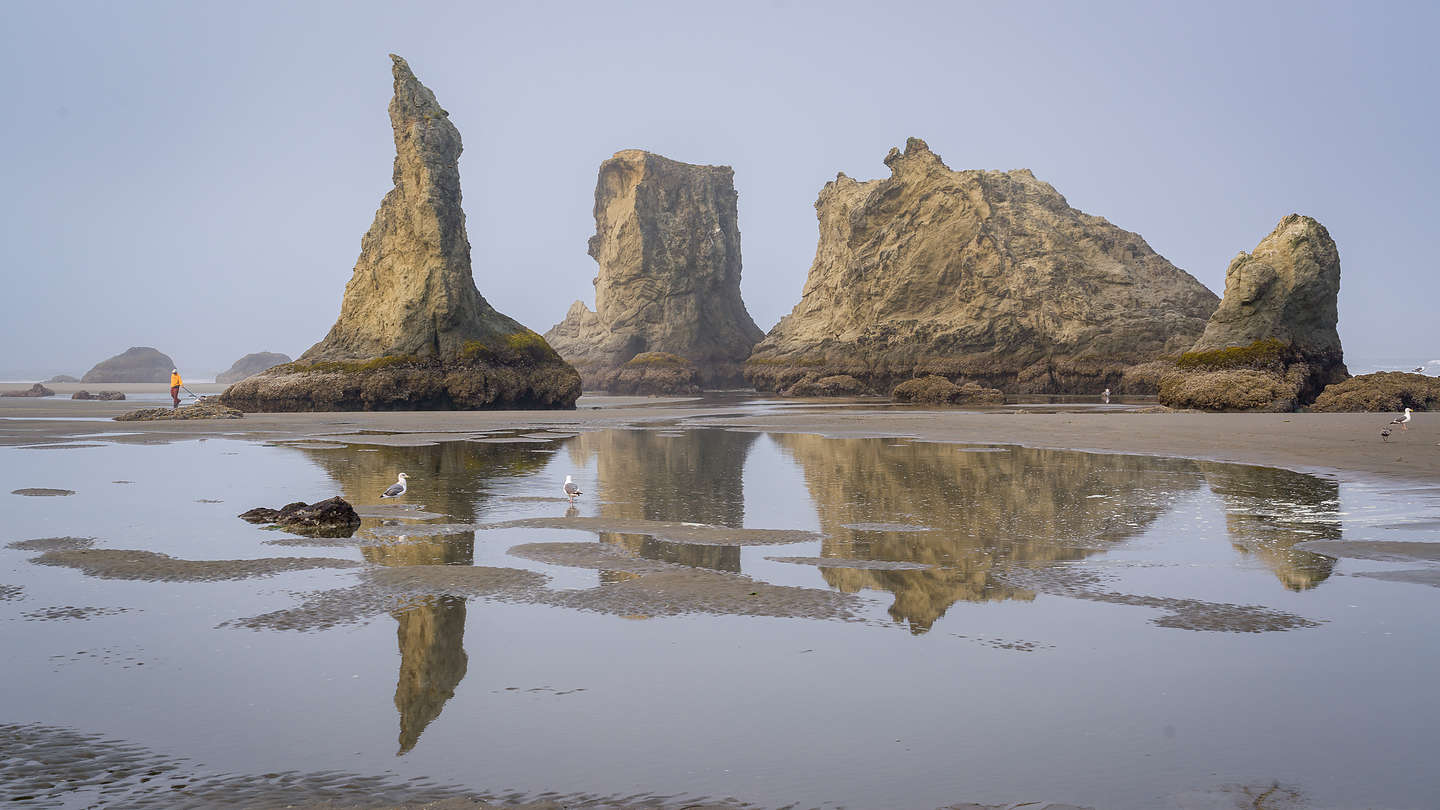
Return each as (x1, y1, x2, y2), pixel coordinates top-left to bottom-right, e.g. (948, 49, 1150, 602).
(3, 0, 1437, 378)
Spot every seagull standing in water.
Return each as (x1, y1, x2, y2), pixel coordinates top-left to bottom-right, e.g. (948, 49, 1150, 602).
(563, 475, 582, 502)
(381, 473, 409, 498)
(1390, 408, 1413, 431)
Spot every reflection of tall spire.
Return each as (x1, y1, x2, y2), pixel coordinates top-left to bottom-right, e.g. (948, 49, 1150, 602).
(288, 439, 548, 754)
(773, 435, 1203, 633)
(394, 595, 468, 754)
(1199, 462, 1338, 591)
(569, 430, 756, 573)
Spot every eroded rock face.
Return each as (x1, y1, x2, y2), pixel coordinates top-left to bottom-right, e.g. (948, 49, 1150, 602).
(544, 150, 763, 389)
(746, 138, 1219, 395)
(216, 352, 292, 384)
(221, 55, 579, 412)
(1159, 215, 1347, 411)
(81, 347, 175, 383)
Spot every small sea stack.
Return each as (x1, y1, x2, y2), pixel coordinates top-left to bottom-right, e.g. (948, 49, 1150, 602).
(82, 347, 176, 383)
(544, 150, 763, 392)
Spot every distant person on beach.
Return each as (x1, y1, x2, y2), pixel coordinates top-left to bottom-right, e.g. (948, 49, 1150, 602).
(1102, 387, 1111, 404)
(170, 368, 182, 409)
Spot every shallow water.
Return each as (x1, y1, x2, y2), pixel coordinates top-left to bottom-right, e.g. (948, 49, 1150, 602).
(2, 428, 1439, 809)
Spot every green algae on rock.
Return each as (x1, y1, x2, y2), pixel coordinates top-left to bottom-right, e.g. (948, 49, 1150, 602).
(221, 55, 579, 412)
(1310, 371, 1440, 412)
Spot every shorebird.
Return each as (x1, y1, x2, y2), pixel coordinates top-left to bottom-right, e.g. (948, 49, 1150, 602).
(1381, 427, 1392, 442)
(1390, 407, 1413, 431)
(1101, 388, 1111, 404)
(381, 473, 409, 498)
(563, 474, 582, 502)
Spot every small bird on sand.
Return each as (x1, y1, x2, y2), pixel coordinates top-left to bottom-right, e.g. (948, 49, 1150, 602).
(563, 474, 582, 502)
(1101, 388, 1111, 404)
(381, 473, 409, 498)
(1381, 427, 1392, 442)
(1391, 407, 1413, 431)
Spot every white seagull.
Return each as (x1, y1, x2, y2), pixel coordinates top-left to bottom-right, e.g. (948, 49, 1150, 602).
(563, 474, 582, 502)
(1390, 408, 1413, 431)
(381, 473, 409, 498)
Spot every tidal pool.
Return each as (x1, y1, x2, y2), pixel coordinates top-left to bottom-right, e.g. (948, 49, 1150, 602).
(2, 428, 1438, 809)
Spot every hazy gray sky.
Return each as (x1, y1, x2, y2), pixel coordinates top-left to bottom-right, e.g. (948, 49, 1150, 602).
(4, 0, 1436, 378)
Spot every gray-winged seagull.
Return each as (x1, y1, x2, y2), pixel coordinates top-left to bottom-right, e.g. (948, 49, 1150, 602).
(381, 473, 409, 498)
(563, 475, 581, 501)
(1390, 408, 1413, 431)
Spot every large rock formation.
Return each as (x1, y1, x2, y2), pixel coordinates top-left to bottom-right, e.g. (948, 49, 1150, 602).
(221, 55, 579, 412)
(1160, 215, 1347, 411)
(82, 347, 175, 383)
(746, 138, 1219, 395)
(543, 150, 763, 390)
(216, 352, 291, 384)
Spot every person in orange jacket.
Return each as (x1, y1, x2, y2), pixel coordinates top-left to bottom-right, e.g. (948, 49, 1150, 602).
(170, 368, 183, 409)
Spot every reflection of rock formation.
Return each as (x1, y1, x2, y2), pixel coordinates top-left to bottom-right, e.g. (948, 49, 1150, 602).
(773, 435, 1202, 633)
(566, 430, 755, 573)
(292, 439, 547, 753)
(1199, 462, 1338, 591)
(394, 595, 467, 754)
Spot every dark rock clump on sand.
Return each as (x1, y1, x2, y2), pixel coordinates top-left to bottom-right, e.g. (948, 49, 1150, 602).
(593, 352, 702, 395)
(115, 398, 242, 421)
(81, 347, 175, 383)
(543, 150, 763, 390)
(782, 373, 866, 397)
(1158, 215, 1347, 412)
(221, 56, 579, 412)
(1310, 371, 1440, 412)
(1, 383, 55, 398)
(215, 351, 292, 384)
(71, 390, 125, 400)
(239, 496, 362, 538)
(892, 375, 1005, 405)
(745, 137, 1218, 396)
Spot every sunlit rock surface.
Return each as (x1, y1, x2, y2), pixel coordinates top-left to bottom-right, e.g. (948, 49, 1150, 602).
(747, 138, 1218, 395)
(222, 56, 578, 412)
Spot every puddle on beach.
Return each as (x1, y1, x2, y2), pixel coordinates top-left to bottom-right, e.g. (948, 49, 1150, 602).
(2, 428, 1439, 809)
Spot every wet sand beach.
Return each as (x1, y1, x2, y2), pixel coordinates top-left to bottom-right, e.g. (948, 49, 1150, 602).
(4, 391, 1440, 809)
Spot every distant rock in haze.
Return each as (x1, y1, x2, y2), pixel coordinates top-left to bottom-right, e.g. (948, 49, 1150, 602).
(82, 347, 176, 384)
(221, 55, 579, 412)
(216, 352, 292, 384)
(1, 383, 55, 398)
(544, 150, 763, 390)
(746, 138, 1219, 395)
(1160, 215, 1347, 411)
(45, 374, 79, 383)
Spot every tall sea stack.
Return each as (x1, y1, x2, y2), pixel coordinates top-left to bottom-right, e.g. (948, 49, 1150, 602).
(222, 55, 579, 412)
(746, 138, 1219, 395)
(544, 151, 763, 392)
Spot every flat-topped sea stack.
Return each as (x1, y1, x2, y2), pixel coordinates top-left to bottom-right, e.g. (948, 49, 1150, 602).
(1160, 214, 1347, 411)
(746, 138, 1219, 395)
(82, 347, 176, 383)
(216, 352, 291, 384)
(222, 56, 579, 412)
(543, 150, 763, 391)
